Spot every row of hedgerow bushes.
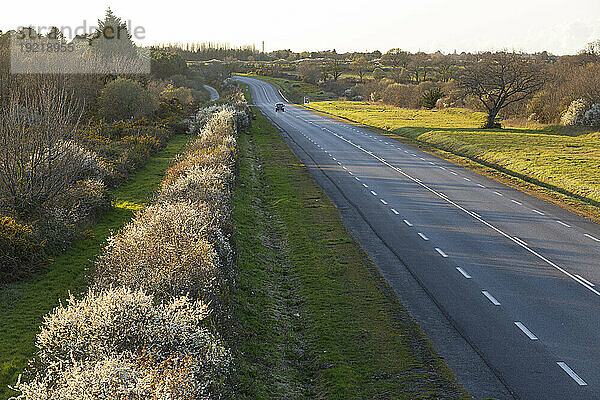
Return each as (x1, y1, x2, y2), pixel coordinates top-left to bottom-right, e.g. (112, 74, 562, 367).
(0, 76, 199, 283)
(11, 97, 252, 399)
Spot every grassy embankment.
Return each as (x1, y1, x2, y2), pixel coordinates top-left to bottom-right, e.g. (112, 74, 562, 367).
(238, 74, 336, 103)
(306, 101, 600, 223)
(0, 134, 192, 399)
(232, 83, 469, 399)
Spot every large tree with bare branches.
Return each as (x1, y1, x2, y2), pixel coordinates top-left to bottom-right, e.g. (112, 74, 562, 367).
(458, 52, 546, 128)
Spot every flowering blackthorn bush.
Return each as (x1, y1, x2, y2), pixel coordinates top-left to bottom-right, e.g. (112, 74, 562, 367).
(13, 287, 231, 399)
(561, 98, 590, 126)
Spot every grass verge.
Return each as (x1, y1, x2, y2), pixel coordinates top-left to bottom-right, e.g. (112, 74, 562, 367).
(306, 101, 600, 224)
(0, 134, 192, 399)
(231, 99, 469, 398)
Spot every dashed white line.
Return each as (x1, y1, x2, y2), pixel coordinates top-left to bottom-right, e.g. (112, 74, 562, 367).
(450, 171, 458, 176)
(557, 362, 587, 386)
(556, 220, 571, 228)
(370, 190, 378, 196)
(380, 199, 388, 205)
(418, 232, 429, 241)
(511, 199, 522, 205)
(493, 191, 504, 197)
(391, 208, 399, 215)
(514, 322, 538, 340)
(463, 177, 471, 182)
(477, 184, 486, 188)
(435, 248, 449, 258)
(315, 117, 600, 297)
(456, 267, 471, 279)
(403, 219, 413, 227)
(482, 291, 501, 305)
(355, 177, 360, 181)
(532, 209, 545, 216)
(584, 233, 600, 242)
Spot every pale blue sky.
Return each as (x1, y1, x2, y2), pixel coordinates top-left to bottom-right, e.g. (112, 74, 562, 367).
(2, 0, 599, 54)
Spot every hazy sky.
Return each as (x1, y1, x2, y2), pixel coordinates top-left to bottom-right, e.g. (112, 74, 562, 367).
(2, 0, 600, 55)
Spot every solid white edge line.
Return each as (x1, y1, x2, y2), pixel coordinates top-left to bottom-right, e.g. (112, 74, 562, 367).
(482, 291, 501, 305)
(557, 362, 587, 386)
(513, 237, 528, 246)
(575, 274, 595, 287)
(514, 321, 538, 340)
(299, 103, 600, 297)
(456, 267, 471, 278)
(435, 248, 448, 258)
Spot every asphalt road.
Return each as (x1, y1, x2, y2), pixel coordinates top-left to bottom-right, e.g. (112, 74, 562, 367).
(203, 84, 219, 101)
(236, 75, 600, 400)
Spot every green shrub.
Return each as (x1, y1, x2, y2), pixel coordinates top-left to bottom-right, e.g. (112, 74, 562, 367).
(422, 87, 445, 109)
(98, 78, 158, 122)
(0, 216, 45, 282)
(160, 85, 194, 106)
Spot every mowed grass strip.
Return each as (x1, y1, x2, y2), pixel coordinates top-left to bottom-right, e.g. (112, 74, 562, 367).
(232, 101, 468, 399)
(308, 101, 600, 215)
(0, 134, 192, 399)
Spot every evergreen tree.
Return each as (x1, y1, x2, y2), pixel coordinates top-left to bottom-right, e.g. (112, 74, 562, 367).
(90, 8, 137, 59)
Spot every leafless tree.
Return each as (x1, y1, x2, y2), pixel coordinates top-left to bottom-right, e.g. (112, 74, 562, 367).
(381, 48, 410, 82)
(408, 52, 430, 83)
(458, 52, 545, 128)
(297, 61, 320, 84)
(0, 81, 84, 216)
(351, 56, 369, 83)
(328, 58, 343, 81)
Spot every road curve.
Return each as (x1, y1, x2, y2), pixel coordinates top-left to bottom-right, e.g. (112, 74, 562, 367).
(236, 75, 600, 400)
(203, 84, 219, 101)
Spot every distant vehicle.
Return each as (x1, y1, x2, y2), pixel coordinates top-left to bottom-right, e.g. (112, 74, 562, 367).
(275, 103, 285, 112)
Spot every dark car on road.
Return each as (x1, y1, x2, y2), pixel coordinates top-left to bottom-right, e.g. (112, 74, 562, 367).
(275, 103, 285, 112)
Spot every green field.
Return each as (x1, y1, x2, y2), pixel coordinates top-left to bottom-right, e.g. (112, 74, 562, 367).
(238, 74, 336, 103)
(232, 84, 468, 399)
(308, 101, 600, 209)
(0, 134, 192, 399)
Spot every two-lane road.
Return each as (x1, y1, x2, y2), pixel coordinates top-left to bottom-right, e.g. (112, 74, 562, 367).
(237, 75, 600, 399)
